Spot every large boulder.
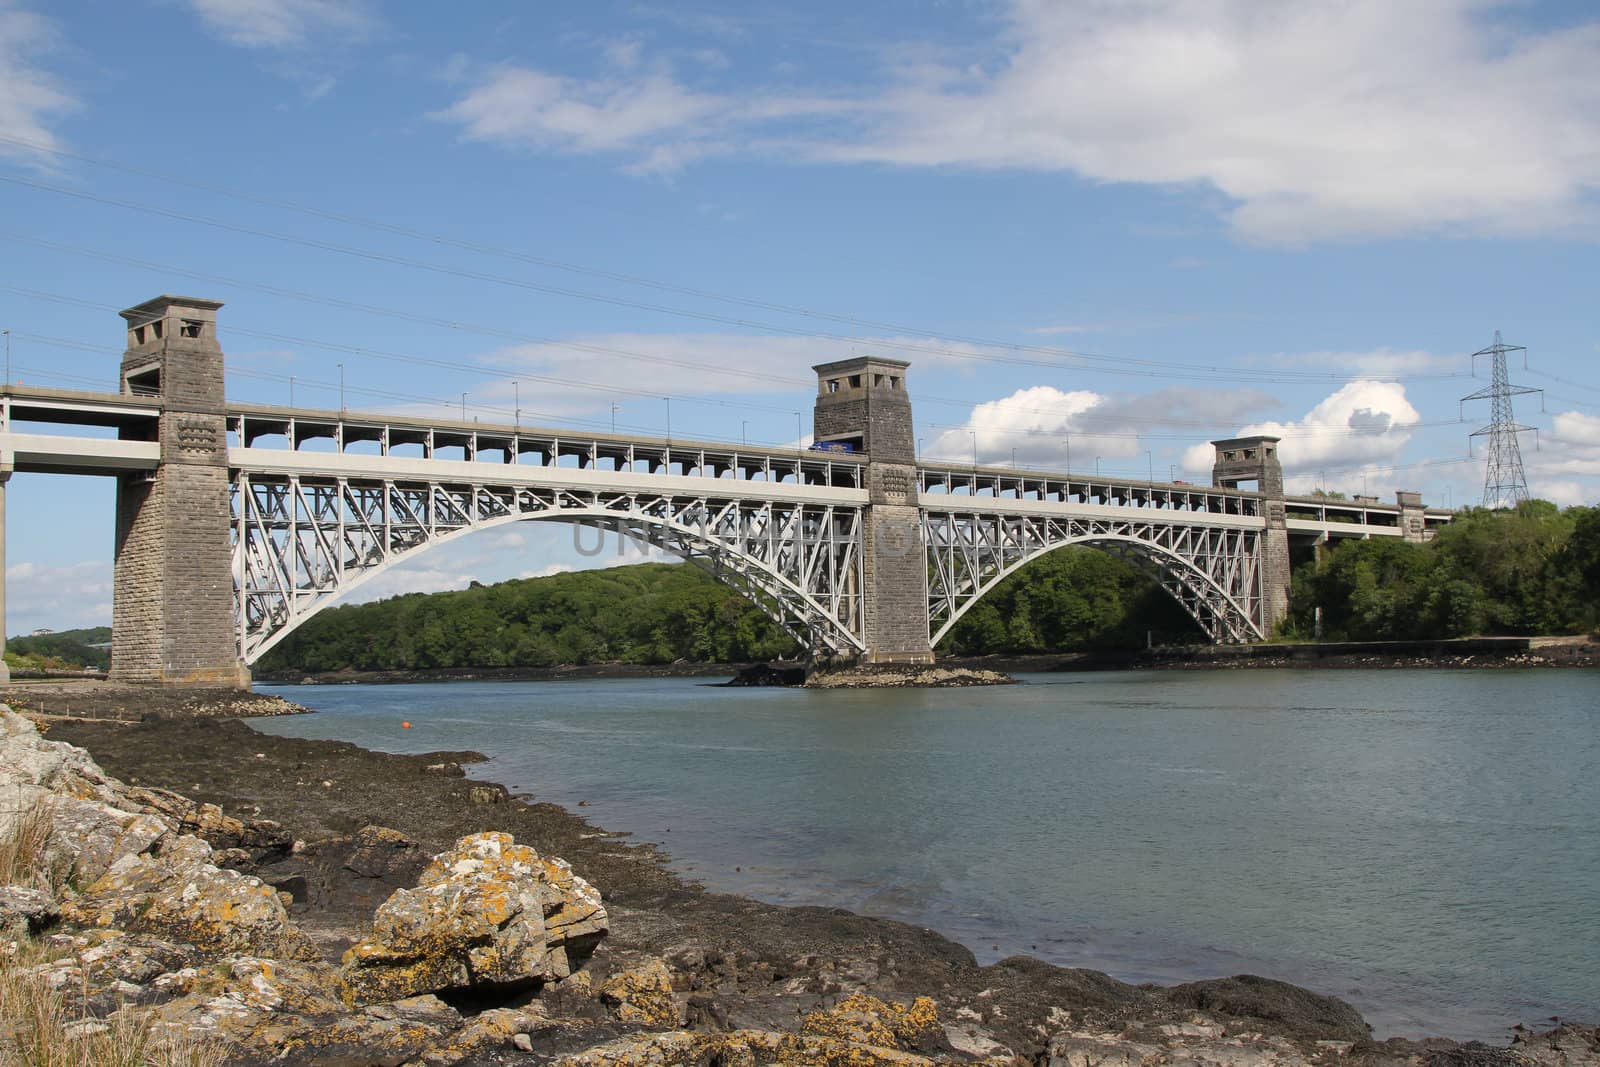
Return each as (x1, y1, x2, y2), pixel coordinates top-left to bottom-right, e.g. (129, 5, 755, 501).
(341, 831, 607, 1003)
(61, 835, 316, 961)
(0, 708, 126, 809)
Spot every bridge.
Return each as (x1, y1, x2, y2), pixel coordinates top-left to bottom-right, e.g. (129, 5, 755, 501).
(0, 295, 1451, 685)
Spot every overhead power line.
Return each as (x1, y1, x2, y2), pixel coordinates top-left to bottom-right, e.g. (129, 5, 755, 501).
(0, 155, 1471, 386)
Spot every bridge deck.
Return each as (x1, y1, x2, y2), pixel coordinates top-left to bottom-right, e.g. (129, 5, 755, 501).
(0, 384, 1452, 539)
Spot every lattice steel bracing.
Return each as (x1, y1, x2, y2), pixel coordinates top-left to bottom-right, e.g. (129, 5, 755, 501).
(232, 472, 865, 663)
(923, 510, 1266, 646)
(1461, 331, 1542, 511)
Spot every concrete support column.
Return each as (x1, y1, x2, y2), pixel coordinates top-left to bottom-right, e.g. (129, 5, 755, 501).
(1211, 435, 1290, 638)
(1397, 491, 1427, 542)
(814, 357, 933, 664)
(110, 296, 250, 688)
(0, 461, 10, 684)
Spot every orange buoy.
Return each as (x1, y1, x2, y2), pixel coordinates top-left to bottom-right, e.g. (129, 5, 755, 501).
(401, 722, 411, 729)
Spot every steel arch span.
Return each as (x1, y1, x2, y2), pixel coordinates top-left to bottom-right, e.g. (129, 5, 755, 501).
(923, 511, 1266, 647)
(233, 472, 866, 664)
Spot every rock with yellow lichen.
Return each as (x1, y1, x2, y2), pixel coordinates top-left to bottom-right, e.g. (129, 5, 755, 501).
(339, 830, 608, 1003)
(801, 992, 945, 1052)
(60, 834, 318, 962)
(600, 957, 680, 1027)
(144, 956, 462, 1067)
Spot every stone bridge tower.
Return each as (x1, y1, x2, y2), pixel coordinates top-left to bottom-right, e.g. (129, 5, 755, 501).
(1210, 435, 1290, 636)
(813, 357, 933, 664)
(111, 296, 249, 687)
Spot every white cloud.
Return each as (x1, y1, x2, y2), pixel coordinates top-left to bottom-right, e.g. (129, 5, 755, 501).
(1522, 410, 1600, 504)
(1266, 348, 1462, 378)
(1181, 379, 1421, 477)
(1551, 410, 1600, 449)
(477, 331, 987, 425)
(924, 384, 1274, 469)
(0, 2, 75, 162)
(518, 563, 575, 580)
(437, 2, 1600, 241)
(1529, 479, 1588, 508)
(436, 65, 725, 163)
(5, 560, 112, 635)
(181, 0, 372, 49)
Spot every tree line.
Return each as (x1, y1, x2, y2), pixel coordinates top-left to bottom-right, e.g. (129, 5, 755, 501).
(1281, 501, 1600, 641)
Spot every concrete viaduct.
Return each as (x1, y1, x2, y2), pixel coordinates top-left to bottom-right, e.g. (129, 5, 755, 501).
(0, 296, 1450, 686)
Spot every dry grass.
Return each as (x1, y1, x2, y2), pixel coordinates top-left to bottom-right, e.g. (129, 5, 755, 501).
(0, 940, 223, 1067)
(0, 798, 54, 889)
(2, 803, 222, 1066)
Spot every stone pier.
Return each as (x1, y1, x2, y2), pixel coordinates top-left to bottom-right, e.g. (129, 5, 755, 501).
(1211, 435, 1291, 637)
(813, 357, 934, 664)
(110, 296, 249, 687)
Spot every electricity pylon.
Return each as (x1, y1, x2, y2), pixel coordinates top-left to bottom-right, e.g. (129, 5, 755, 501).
(1460, 331, 1541, 510)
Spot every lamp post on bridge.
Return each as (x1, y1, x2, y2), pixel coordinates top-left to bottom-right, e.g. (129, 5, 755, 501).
(513, 381, 520, 428)
(1146, 449, 1153, 483)
(969, 431, 978, 467)
(742, 420, 748, 446)
(611, 403, 619, 433)
(289, 375, 294, 408)
(461, 393, 467, 421)
(664, 396, 672, 443)
(337, 363, 345, 413)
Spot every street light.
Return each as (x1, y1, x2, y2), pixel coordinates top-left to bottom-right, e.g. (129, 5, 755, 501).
(337, 363, 345, 412)
(461, 392, 467, 420)
(1146, 449, 1153, 483)
(969, 431, 977, 467)
(289, 375, 295, 408)
(1011, 447, 1017, 468)
(1095, 456, 1102, 476)
(742, 420, 748, 446)
(3, 328, 10, 385)
(513, 381, 520, 427)
(664, 397, 672, 442)
(611, 403, 619, 433)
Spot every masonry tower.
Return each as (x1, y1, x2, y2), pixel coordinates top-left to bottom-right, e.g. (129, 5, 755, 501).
(813, 357, 933, 664)
(1210, 435, 1290, 636)
(111, 296, 249, 686)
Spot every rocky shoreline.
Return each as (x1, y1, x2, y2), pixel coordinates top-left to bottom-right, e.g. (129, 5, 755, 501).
(5, 700, 1596, 1066)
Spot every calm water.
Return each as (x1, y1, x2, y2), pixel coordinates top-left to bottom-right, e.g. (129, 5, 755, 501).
(253, 669, 1599, 1039)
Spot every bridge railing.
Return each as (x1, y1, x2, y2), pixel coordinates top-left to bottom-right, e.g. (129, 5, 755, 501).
(1282, 494, 1452, 534)
(226, 404, 867, 490)
(915, 462, 1265, 517)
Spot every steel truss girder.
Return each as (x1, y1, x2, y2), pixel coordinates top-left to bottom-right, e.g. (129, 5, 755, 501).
(233, 472, 865, 664)
(923, 511, 1265, 646)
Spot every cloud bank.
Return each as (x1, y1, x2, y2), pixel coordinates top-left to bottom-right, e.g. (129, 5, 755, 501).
(438, 1, 1600, 243)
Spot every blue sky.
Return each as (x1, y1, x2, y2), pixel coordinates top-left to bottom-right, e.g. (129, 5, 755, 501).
(2, 0, 1598, 634)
